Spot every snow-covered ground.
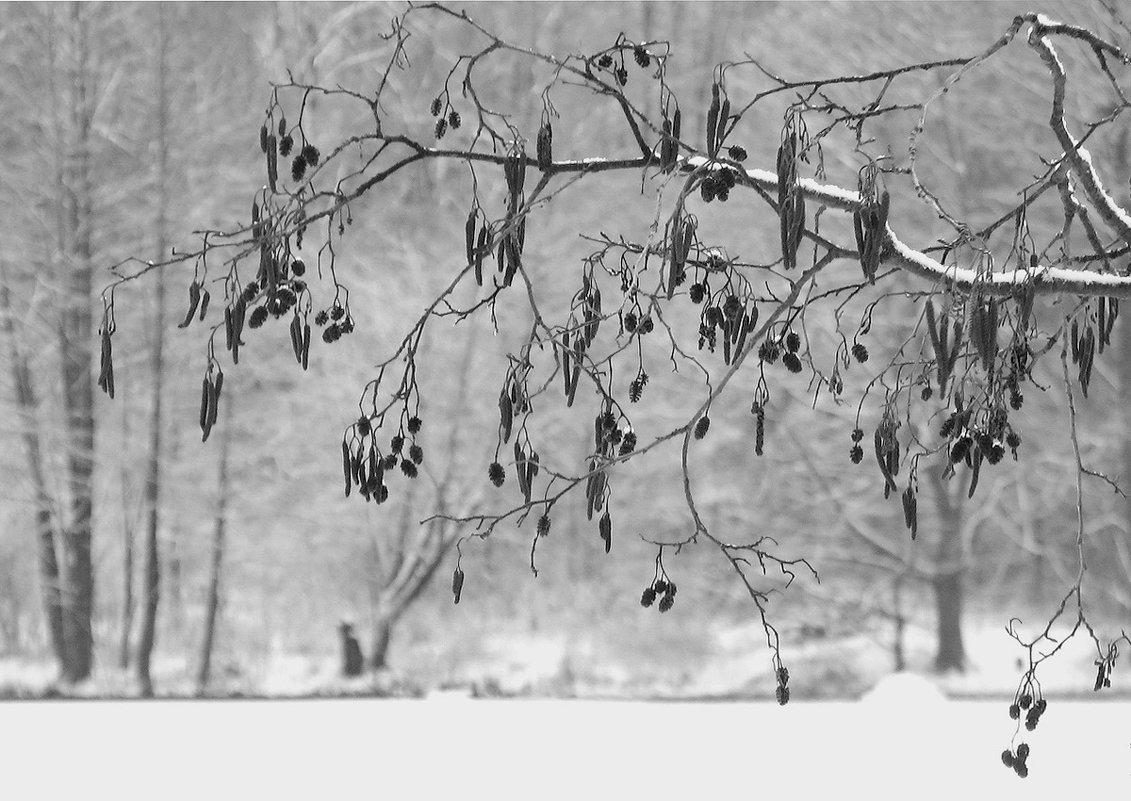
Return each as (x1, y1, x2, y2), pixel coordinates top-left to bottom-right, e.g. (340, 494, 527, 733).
(2, 694, 1127, 799)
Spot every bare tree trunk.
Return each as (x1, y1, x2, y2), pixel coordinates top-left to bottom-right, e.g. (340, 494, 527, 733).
(118, 399, 135, 671)
(57, 1, 96, 683)
(1111, 128, 1131, 605)
(0, 264, 65, 665)
(365, 332, 480, 670)
(196, 389, 233, 696)
(892, 577, 906, 672)
(930, 475, 966, 673)
(369, 615, 394, 671)
(932, 568, 965, 672)
(137, 3, 170, 698)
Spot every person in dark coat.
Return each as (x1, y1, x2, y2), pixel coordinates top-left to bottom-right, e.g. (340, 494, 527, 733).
(338, 621, 364, 677)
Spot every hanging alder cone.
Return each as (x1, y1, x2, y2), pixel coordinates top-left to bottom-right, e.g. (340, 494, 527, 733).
(537, 120, 553, 170)
(853, 165, 889, 283)
(776, 127, 805, 270)
(452, 567, 465, 604)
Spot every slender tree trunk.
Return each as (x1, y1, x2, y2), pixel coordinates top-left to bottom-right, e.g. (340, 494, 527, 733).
(1112, 129, 1131, 589)
(929, 472, 966, 673)
(117, 398, 135, 671)
(369, 613, 394, 671)
(365, 333, 478, 670)
(892, 577, 906, 672)
(0, 265, 66, 665)
(137, 4, 170, 698)
(57, 1, 96, 683)
(196, 389, 233, 696)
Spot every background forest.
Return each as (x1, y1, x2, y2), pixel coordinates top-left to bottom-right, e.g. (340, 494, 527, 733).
(0, 0, 1127, 701)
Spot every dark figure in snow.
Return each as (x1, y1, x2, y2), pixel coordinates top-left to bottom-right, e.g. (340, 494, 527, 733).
(339, 622, 364, 677)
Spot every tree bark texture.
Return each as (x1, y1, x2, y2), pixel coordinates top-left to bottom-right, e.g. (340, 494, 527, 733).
(929, 471, 966, 673)
(196, 388, 233, 696)
(0, 267, 66, 665)
(136, 3, 170, 698)
(55, 1, 97, 683)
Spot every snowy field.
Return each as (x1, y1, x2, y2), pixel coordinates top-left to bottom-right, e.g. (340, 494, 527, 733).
(2, 692, 1127, 799)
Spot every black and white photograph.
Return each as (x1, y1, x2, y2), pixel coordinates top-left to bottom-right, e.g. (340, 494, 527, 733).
(0, 1, 1128, 797)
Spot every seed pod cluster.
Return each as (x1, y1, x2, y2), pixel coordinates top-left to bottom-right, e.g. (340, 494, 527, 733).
(312, 298, 355, 343)
(659, 106, 681, 172)
(178, 279, 210, 329)
(496, 147, 528, 288)
(628, 370, 648, 403)
(1097, 296, 1118, 352)
(341, 408, 427, 503)
(561, 322, 584, 408)
(641, 576, 677, 612)
(697, 290, 757, 364)
(852, 165, 889, 283)
(775, 663, 791, 705)
(514, 437, 540, 505)
(563, 271, 603, 407)
(452, 566, 465, 605)
(536, 114, 553, 171)
(925, 299, 963, 395)
(705, 82, 729, 158)
(751, 400, 766, 456)
(585, 456, 607, 521)
(463, 209, 491, 288)
(498, 370, 529, 445)
(577, 271, 603, 349)
(776, 115, 806, 271)
(598, 510, 612, 553)
(287, 311, 312, 370)
(198, 368, 224, 442)
(223, 295, 247, 365)
(1000, 744, 1030, 778)
(901, 479, 917, 540)
(97, 310, 115, 399)
(873, 408, 900, 499)
(699, 165, 739, 203)
(237, 239, 319, 362)
(938, 395, 1017, 497)
(1094, 648, 1116, 691)
(969, 294, 1000, 374)
(666, 212, 695, 300)
(1068, 299, 1115, 398)
(585, 402, 629, 521)
(266, 131, 278, 191)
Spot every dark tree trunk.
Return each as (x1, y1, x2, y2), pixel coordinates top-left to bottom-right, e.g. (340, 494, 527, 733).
(369, 614, 394, 671)
(932, 568, 965, 672)
(57, 1, 97, 684)
(136, 4, 170, 699)
(0, 267, 66, 664)
(117, 399, 134, 671)
(928, 471, 966, 673)
(196, 388, 233, 696)
(1113, 128, 1131, 590)
(892, 578, 906, 672)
